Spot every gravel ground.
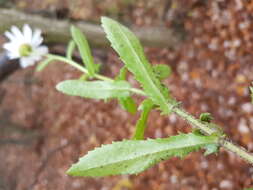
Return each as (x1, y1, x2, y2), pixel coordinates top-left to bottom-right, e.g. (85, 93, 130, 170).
(0, 0, 253, 189)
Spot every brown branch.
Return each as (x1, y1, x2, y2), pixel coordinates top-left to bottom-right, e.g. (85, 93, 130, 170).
(0, 8, 184, 48)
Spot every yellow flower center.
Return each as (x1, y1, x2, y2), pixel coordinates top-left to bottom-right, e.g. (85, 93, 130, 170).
(19, 44, 32, 57)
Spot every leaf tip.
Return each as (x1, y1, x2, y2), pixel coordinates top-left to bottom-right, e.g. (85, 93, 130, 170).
(66, 165, 79, 176)
(101, 16, 110, 23)
(70, 25, 77, 33)
(55, 81, 65, 92)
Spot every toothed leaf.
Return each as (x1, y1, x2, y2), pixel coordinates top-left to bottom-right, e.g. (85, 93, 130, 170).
(56, 80, 131, 100)
(101, 17, 176, 113)
(67, 133, 218, 177)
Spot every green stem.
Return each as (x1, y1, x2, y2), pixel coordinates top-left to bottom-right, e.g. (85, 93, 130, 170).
(47, 53, 253, 165)
(173, 107, 214, 135)
(172, 107, 253, 164)
(47, 54, 112, 82)
(222, 140, 253, 164)
(46, 54, 146, 96)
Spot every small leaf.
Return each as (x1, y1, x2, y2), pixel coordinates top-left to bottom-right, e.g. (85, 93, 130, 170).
(199, 112, 213, 123)
(115, 66, 137, 114)
(94, 63, 101, 73)
(101, 17, 176, 114)
(119, 97, 137, 114)
(153, 64, 172, 80)
(36, 58, 53, 72)
(133, 99, 154, 140)
(67, 40, 76, 60)
(206, 123, 224, 136)
(204, 144, 219, 156)
(56, 80, 132, 99)
(79, 74, 89, 81)
(116, 66, 128, 81)
(67, 133, 218, 177)
(71, 25, 96, 76)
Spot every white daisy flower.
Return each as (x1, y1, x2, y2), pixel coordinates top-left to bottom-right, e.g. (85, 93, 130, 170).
(3, 24, 48, 68)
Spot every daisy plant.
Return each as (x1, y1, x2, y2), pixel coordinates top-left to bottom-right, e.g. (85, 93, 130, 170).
(3, 24, 48, 68)
(2, 18, 253, 178)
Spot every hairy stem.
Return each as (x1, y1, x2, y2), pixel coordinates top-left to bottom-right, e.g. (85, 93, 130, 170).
(173, 107, 253, 164)
(47, 54, 253, 165)
(222, 140, 253, 164)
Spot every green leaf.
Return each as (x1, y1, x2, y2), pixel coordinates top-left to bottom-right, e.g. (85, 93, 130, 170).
(66, 40, 76, 60)
(115, 66, 137, 114)
(71, 25, 96, 76)
(67, 133, 218, 177)
(133, 99, 154, 140)
(101, 17, 176, 114)
(153, 64, 172, 80)
(36, 58, 53, 72)
(206, 123, 224, 136)
(204, 144, 219, 156)
(116, 66, 128, 81)
(79, 74, 89, 81)
(199, 112, 213, 123)
(119, 97, 137, 114)
(56, 80, 132, 100)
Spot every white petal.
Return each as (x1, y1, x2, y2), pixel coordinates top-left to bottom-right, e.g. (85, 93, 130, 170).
(3, 42, 16, 51)
(32, 37, 43, 48)
(20, 57, 36, 68)
(11, 26, 24, 41)
(32, 29, 43, 46)
(4, 31, 16, 41)
(30, 54, 41, 62)
(3, 42, 20, 55)
(23, 24, 33, 43)
(7, 52, 19, 59)
(35, 46, 48, 56)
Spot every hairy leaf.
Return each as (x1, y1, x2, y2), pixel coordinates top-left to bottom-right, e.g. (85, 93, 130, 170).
(101, 17, 176, 113)
(66, 40, 76, 60)
(67, 133, 218, 177)
(71, 26, 96, 76)
(133, 99, 154, 140)
(153, 64, 172, 80)
(56, 80, 131, 99)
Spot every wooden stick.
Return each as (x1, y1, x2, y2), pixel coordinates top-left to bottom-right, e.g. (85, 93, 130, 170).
(0, 8, 184, 48)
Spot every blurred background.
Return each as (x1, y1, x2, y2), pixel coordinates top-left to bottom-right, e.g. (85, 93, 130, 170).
(0, 0, 253, 189)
